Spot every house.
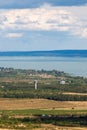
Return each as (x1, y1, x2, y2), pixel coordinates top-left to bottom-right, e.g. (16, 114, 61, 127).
(60, 80, 66, 85)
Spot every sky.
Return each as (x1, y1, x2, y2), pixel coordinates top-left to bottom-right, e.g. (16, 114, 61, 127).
(0, 0, 87, 51)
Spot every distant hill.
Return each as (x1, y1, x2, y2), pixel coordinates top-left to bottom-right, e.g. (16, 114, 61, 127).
(0, 50, 87, 57)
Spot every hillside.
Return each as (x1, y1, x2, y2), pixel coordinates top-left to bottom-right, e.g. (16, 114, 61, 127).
(0, 50, 87, 57)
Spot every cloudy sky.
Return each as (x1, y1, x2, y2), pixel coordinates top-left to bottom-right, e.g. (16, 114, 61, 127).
(0, 0, 87, 51)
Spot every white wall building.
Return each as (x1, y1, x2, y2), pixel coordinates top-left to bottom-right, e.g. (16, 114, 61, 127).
(60, 80, 66, 85)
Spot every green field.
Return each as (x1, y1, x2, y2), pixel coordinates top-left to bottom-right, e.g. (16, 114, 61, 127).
(0, 109, 87, 129)
(0, 109, 87, 116)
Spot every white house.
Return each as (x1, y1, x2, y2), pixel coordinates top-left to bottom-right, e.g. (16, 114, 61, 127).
(60, 80, 66, 85)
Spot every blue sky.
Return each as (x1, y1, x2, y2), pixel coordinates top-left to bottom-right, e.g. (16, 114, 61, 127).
(0, 0, 87, 8)
(0, 0, 87, 51)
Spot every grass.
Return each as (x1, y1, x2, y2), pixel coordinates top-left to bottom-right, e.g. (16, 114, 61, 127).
(0, 109, 87, 130)
(0, 109, 87, 116)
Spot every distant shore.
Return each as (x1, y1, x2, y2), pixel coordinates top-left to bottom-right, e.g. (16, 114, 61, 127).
(0, 50, 87, 57)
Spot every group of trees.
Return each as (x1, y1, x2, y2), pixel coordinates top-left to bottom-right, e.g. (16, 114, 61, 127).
(0, 67, 87, 101)
(0, 81, 87, 101)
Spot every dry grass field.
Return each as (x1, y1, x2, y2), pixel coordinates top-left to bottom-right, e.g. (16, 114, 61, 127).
(34, 124, 87, 130)
(0, 98, 87, 110)
(0, 125, 87, 130)
(63, 92, 87, 96)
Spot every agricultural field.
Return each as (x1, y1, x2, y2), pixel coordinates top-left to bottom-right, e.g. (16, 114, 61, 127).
(0, 68, 87, 129)
(0, 98, 86, 129)
(0, 98, 87, 110)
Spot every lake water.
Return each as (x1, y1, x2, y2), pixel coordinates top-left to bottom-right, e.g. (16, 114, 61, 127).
(0, 56, 87, 77)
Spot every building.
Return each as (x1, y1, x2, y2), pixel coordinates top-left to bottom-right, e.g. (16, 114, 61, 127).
(60, 80, 66, 85)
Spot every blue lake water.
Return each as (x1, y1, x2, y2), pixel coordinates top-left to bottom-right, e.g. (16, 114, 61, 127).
(0, 56, 87, 77)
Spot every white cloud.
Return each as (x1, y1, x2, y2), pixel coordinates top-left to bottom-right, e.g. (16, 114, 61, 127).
(0, 4, 87, 38)
(82, 29, 87, 38)
(75, 28, 87, 38)
(5, 33, 23, 38)
(0, 7, 77, 31)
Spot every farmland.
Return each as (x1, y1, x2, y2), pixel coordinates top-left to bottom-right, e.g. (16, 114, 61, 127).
(0, 68, 87, 129)
(0, 98, 87, 110)
(0, 98, 87, 130)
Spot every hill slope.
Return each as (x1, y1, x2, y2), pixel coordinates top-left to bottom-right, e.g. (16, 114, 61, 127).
(0, 50, 87, 57)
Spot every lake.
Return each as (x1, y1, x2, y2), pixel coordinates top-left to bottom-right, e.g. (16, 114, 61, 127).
(0, 56, 87, 77)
